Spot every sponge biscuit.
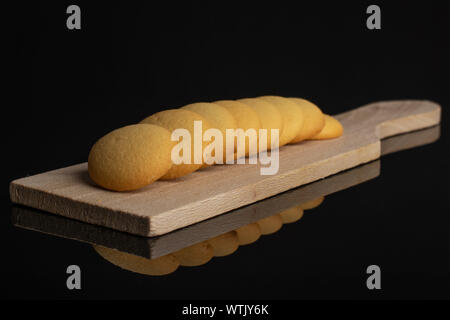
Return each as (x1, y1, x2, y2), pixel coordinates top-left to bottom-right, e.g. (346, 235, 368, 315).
(182, 102, 237, 163)
(140, 109, 213, 179)
(309, 115, 343, 140)
(88, 124, 174, 191)
(237, 98, 283, 151)
(259, 96, 304, 146)
(214, 100, 261, 158)
(288, 98, 325, 142)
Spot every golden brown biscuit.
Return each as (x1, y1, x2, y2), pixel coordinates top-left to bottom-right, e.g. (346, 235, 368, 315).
(288, 98, 326, 143)
(207, 231, 239, 257)
(182, 102, 237, 163)
(237, 98, 283, 151)
(258, 96, 304, 146)
(88, 124, 174, 191)
(140, 109, 213, 179)
(309, 115, 343, 140)
(93, 245, 179, 276)
(235, 223, 261, 245)
(214, 100, 261, 158)
(257, 214, 283, 235)
(172, 241, 214, 267)
(300, 196, 325, 210)
(279, 206, 304, 224)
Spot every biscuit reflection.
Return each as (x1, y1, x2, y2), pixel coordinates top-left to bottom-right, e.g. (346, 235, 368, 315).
(93, 195, 325, 276)
(11, 125, 440, 277)
(94, 245, 180, 276)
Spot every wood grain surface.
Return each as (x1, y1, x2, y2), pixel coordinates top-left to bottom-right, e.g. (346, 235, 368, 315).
(9, 100, 441, 237)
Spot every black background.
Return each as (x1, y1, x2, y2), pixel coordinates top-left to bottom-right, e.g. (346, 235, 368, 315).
(5, 1, 449, 300)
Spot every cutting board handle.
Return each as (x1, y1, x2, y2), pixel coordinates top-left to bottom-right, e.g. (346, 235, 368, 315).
(335, 100, 441, 140)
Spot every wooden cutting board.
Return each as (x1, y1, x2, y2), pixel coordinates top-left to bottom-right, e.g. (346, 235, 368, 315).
(9, 100, 441, 237)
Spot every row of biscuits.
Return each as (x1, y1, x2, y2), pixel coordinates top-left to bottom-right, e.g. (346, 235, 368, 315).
(88, 96, 343, 191)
